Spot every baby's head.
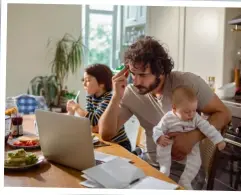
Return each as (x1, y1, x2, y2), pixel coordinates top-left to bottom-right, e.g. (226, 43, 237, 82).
(171, 86, 197, 121)
(82, 64, 113, 96)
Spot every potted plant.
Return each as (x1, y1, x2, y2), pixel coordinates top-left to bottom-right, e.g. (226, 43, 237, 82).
(48, 33, 86, 109)
(27, 75, 60, 108)
(27, 33, 86, 112)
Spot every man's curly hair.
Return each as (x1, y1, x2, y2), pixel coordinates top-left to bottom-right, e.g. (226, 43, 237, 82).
(124, 36, 174, 77)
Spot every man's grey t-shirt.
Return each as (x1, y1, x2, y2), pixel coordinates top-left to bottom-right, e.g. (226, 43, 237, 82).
(119, 71, 215, 165)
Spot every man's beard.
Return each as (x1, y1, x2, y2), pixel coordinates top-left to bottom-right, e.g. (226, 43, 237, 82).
(134, 77, 161, 95)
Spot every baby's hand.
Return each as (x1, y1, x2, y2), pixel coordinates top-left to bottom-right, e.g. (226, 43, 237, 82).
(157, 135, 172, 147)
(217, 141, 226, 151)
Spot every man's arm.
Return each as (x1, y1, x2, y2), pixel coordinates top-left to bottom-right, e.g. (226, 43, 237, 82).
(99, 96, 131, 140)
(188, 94, 231, 145)
(99, 66, 132, 141)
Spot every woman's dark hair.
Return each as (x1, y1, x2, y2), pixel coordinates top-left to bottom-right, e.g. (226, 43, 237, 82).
(124, 36, 174, 77)
(84, 64, 113, 92)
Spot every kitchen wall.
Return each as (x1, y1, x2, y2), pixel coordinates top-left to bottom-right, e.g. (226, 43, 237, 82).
(147, 6, 183, 71)
(6, 4, 86, 106)
(147, 6, 241, 89)
(184, 7, 226, 88)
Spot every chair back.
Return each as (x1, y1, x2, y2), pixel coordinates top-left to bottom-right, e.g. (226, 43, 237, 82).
(16, 95, 38, 114)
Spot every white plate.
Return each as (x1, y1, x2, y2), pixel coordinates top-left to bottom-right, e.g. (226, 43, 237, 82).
(4, 153, 45, 170)
(7, 138, 40, 149)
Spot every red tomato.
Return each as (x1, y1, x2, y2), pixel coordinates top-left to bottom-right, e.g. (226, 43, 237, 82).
(13, 141, 20, 145)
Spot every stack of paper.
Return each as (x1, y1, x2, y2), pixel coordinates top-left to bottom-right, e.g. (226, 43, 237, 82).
(129, 176, 179, 190)
(80, 158, 179, 190)
(94, 151, 131, 163)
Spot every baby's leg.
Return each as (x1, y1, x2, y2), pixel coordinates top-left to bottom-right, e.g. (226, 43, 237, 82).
(178, 143, 202, 190)
(156, 142, 173, 176)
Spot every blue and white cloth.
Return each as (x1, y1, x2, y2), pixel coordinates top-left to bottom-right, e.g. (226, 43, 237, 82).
(14, 94, 48, 114)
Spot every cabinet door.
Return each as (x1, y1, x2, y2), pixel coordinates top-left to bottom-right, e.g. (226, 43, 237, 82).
(137, 6, 147, 25)
(124, 116, 140, 151)
(124, 6, 138, 27)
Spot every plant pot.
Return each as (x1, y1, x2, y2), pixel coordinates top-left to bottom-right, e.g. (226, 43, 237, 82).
(59, 95, 68, 107)
(51, 107, 62, 113)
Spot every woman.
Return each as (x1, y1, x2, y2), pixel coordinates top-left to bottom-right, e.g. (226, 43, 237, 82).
(66, 64, 132, 152)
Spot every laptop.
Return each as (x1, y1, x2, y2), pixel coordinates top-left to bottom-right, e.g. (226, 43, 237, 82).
(35, 110, 96, 171)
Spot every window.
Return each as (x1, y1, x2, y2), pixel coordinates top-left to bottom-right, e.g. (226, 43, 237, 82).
(83, 5, 118, 69)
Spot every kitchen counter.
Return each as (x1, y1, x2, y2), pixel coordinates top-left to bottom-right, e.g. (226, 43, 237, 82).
(221, 98, 241, 118)
(221, 98, 241, 106)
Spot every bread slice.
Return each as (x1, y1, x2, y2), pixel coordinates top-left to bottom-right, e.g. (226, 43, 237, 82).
(18, 136, 39, 142)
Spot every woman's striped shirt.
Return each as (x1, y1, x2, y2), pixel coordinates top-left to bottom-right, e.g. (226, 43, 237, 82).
(85, 91, 129, 144)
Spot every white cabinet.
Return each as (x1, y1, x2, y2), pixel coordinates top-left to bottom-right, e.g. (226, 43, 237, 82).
(122, 6, 147, 46)
(124, 6, 138, 27)
(124, 6, 146, 27)
(124, 115, 140, 151)
(138, 6, 147, 25)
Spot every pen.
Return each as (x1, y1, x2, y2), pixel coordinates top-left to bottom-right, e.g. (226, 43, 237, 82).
(129, 178, 140, 185)
(74, 91, 80, 102)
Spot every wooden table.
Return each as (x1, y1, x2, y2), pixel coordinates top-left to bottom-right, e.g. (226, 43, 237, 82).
(4, 115, 182, 189)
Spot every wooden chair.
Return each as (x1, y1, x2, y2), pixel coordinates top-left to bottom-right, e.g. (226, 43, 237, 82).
(199, 125, 229, 190)
(136, 126, 145, 149)
(131, 126, 145, 156)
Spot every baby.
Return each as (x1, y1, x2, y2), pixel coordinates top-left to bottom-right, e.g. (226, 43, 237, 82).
(152, 86, 226, 190)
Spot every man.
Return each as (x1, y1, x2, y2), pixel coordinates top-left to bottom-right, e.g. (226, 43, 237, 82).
(99, 36, 231, 189)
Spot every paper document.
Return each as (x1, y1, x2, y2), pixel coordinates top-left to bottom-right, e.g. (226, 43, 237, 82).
(80, 158, 179, 190)
(82, 158, 145, 189)
(81, 174, 96, 182)
(94, 151, 131, 163)
(129, 176, 179, 190)
(80, 179, 104, 188)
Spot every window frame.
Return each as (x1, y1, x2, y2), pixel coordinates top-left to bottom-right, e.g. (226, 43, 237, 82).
(82, 5, 118, 70)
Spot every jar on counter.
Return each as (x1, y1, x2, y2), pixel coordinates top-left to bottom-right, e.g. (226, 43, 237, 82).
(11, 114, 23, 137)
(207, 76, 216, 92)
(5, 97, 18, 115)
(6, 97, 17, 109)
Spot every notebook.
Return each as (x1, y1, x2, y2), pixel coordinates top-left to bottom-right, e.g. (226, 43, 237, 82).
(80, 158, 179, 189)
